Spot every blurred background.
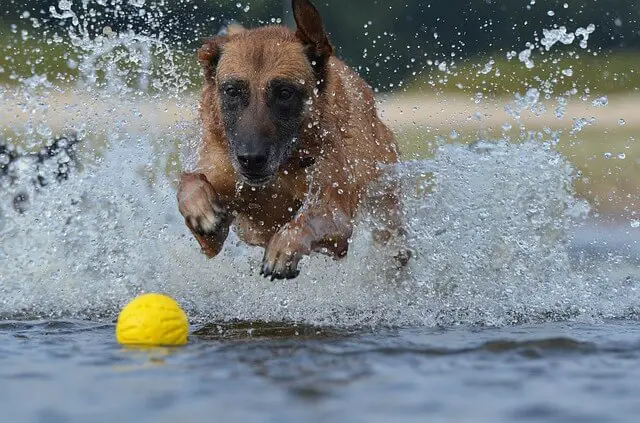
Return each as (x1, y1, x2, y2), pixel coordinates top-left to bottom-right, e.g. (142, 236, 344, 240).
(1, 0, 639, 220)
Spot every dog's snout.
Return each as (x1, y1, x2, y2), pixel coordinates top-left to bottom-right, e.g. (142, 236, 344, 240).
(237, 152, 268, 170)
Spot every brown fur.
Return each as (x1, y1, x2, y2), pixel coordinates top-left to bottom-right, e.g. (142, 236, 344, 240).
(177, 0, 406, 279)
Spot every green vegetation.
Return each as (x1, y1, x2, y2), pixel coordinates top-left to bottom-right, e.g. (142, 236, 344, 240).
(0, 31, 201, 93)
(0, 34, 72, 84)
(405, 51, 640, 97)
(2, 0, 640, 91)
(3, 30, 639, 102)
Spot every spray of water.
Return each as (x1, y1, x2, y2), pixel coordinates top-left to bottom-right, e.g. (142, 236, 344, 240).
(1, 1, 638, 327)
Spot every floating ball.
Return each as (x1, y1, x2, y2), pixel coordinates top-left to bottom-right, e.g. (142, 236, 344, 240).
(116, 293, 189, 346)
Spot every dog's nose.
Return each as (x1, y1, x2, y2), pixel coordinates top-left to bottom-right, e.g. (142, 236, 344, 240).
(237, 153, 268, 170)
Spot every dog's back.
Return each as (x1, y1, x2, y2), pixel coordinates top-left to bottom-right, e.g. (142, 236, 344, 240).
(324, 56, 398, 180)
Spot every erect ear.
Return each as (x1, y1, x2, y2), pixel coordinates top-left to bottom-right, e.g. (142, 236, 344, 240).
(197, 35, 229, 82)
(292, 0, 333, 75)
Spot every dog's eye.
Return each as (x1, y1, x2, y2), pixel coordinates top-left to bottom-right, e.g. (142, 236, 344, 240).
(224, 86, 240, 98)
(277, 88, 294, 101)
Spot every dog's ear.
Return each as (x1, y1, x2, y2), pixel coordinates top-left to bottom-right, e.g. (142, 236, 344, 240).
(197, 36, 229, 81)
(292, 0, 333, 65)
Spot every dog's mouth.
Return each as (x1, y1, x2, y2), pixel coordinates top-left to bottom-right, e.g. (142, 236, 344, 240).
(238, 172, 275, 187)
(230, 155, 276, 187)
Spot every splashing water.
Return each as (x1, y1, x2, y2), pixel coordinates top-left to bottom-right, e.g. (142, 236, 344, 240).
(2, 132, 627, 327)
(1, 1, 638, 328)
(540, 27, 576, 51)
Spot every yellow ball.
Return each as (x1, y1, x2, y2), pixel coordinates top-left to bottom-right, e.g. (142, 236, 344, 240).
(116, 293, 189, 346)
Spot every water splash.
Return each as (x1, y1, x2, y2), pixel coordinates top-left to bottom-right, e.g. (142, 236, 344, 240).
(575, 24, 596, 49)
(540, 27, 576, 51)
(517, 45, 535, 69)
(2, 130, 638, 327)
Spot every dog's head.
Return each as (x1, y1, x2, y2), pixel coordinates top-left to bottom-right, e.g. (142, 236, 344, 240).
(198, 0, 333, 186)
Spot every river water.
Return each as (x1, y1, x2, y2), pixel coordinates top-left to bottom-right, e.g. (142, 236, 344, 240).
(3, 320, 640, 422)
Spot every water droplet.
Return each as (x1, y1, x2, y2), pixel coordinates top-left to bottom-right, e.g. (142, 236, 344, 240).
(518, 48, 534, 68)
(592, 96, 608, 107)
(631, 220, 640, 228)
(479, 59, 494, 75)
(603, 152, 612, 159)
(58, 0, 73, 11)
(618, 119, 626, 126)
(547, 10, 555, 16)
(540, 27, 575, 51)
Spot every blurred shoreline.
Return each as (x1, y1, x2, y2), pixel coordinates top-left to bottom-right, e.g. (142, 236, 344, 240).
(1, 89, 639, 135)
(2, 88, 639, 222)
(378, 92, 640, 131)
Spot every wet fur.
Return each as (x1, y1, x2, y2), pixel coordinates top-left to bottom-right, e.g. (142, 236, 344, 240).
(177, 0, 405, 279)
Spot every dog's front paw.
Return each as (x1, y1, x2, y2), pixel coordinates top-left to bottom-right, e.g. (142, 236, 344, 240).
(177, 172, 230, 257)
(260, 226, 311, 280)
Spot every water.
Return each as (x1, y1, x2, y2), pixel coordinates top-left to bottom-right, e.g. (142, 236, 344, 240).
(4, 320, 640, 422)
(2, 1, 640, 421)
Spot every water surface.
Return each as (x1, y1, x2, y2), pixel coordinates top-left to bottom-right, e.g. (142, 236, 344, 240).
(3, 320, 640, 423)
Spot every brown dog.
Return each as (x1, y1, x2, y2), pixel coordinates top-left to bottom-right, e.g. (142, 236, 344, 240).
(177, 0, 405, 280)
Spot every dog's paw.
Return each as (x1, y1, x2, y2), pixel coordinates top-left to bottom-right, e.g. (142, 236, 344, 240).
(177, 173, 228, 235)
(177, 173, 230, 256)
(260, 226, 311, 280)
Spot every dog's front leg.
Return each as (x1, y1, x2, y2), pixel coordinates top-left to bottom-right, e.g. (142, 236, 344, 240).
(177, 172, 233, 257)
(260, 183, 354, 280)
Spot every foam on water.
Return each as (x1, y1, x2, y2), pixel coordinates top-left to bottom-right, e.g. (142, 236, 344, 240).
(1, 1, 639, 328)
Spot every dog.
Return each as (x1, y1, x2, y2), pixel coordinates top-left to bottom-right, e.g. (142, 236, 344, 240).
(177, 0, 407, 280)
